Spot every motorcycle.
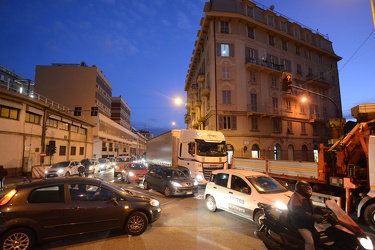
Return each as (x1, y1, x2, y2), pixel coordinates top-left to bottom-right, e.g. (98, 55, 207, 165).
(255, 199, 374, 250)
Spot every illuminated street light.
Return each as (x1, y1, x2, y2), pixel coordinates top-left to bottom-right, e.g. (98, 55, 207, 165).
(174, 97, 184, 106)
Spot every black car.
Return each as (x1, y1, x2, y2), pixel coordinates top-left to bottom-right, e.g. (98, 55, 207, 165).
(143, 166, 198, 197)
(0, 177, 161, 249)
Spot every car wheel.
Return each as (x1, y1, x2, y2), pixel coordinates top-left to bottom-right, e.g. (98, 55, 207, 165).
(143, 181, 149, 190)
(0, 228, 35, 250)
(124, 174, 129, 184)
(164, 186, 171, 197)
(205, 195, 217, 212)
(65, 172, 70, 176)
(254, 209, 264, 228)
(124, 211, 148, 235)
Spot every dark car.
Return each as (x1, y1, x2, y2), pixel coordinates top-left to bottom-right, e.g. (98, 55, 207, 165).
(0, 177, 161, 249)
(143, 166, 198, 197)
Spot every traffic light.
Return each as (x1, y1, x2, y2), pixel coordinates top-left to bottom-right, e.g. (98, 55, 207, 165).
(282, 72, 293, 91)
(91, 107, 98, 116)
(74, 107, 82, 116)
(49, 140, 56, 155)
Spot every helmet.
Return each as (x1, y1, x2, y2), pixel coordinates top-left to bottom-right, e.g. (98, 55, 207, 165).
(295, 181, 312, 198)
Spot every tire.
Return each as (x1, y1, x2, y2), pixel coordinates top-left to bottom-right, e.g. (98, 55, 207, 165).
(143, 181, 149, 190)
(124, 211, 148, 235)
(205, 195, 217, 212)
(254, 210, 264, 228)
(164, 186, 171, 197)
(65, 172, 70, 176)
(364, 203, 375, 232)
(0, 228, 35, 250)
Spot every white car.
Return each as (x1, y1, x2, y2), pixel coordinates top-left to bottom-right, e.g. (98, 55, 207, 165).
(204, 169, 293, 227)
(45, 160, 82, 177)
(81, 159, 100, 174)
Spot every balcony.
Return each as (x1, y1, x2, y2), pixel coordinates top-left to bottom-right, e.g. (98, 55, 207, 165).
(245, 57, 283, 74)
(197, 74, 205, 84)
(201, 88, 210, 97)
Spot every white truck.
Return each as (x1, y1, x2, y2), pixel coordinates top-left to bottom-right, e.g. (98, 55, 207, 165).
(146, 129, 228, 184)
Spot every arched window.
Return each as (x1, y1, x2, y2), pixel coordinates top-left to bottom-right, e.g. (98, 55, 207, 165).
(287, 144, 295, 161)
(302, 145, 308, 161)
(273, 144, 281, 160)
(251, 144, 260, 158)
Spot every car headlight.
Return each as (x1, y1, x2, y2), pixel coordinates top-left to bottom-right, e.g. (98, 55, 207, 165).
(150, 199, 160, 207)
(45, 170, 48, 174)
(359, 236, 373, 250)
(195, 174, 204, 181)
(171, 181, 182, 187)
(193, 180, 198, 186)
(57, 169, 64, 174)
(274, 201, 287, 210)
(128, 172, 135, 177)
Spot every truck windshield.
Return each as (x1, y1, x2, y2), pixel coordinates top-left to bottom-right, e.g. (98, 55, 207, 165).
(196, 140, 227, 157)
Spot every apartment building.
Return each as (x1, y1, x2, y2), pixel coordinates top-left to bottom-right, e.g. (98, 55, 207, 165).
(34, 62, 146, 158)
(185, 0, 342, 162)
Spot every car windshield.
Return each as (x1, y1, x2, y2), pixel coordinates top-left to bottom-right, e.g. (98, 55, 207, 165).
(164, 169, 186, 178)
(246, 175, 287, 194)
(52, 161, 70, 168)
(99, 159, 106, 163)
(130, 164, 147, 170)
(196, 140, 227, 157)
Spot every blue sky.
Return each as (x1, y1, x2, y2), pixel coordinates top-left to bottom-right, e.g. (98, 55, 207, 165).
(1, 0, 374, 136)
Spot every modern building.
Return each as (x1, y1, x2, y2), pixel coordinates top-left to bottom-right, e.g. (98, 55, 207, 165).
(0, 65, 35, 96)
(185, 0, 342, 162)
(34, 62, 146, 159)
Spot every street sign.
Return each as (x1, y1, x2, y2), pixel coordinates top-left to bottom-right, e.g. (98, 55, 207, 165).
(40, 152, 46, 158)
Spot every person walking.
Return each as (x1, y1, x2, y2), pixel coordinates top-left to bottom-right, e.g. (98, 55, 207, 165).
(0, 165, 8, 191)
(84, 159, 91, 177)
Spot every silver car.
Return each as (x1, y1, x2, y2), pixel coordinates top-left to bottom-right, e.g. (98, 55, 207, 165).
(45, 161, 82, 177)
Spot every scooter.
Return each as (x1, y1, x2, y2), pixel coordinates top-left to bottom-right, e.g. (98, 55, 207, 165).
(255, 199, 374, 250)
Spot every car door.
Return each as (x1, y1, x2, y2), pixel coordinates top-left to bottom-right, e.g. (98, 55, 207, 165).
(209, 172, 230, 210)
(27, 185, 67, 239)
(64, 183, 124, 234)
(227, 174, 252, 220)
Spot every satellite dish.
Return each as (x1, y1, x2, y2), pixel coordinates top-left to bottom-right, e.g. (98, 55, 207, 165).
(270, 5, 275, 11)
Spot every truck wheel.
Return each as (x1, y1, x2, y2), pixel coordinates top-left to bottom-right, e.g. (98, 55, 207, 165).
(254, 210, 264, 228)
(364, 203, 375, 232)
(205, 195, 217, 212)
(164, 186, 171, 197)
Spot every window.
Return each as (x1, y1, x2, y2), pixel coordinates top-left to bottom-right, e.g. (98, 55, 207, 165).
(281, 40, 287, 51)
(219, 115, 237, 130)
(300, 103, 305, 114)
(272, 97, 278, 113)
(250, 117, 258, 131)
(282, 59, 291, 72)
(285, 100, 291, 111)
(301, 122, 307, 135)
(280, 21, 288, 32)
(297, 64, 303, 74)
(250, 93, 257, 111)
(294, 27, 300, 38)
(28, 185, 64, 203)
(0, 105, 19, 120)
(313, 124, 318, 135)
(59, 146, 66, 156)
(71, 125, 79, 133)
(268, 15, 275, 27)
(246, 6, 253, 18)
(222, 90, 232, 105)
(272, 119, 282, 133)
(25, 112, 41, 124)
(222, 65, 230, 80)
(220, 21, 229, 33)
(214, 173, 229, 187)
(71, 146, 76, 156)
(59, 122, 69, 130)
(46, 118, 58, 128)
(79, 147, 84, 155)
(79, 127, 87, 135)
(217, 43, 234, 57)
(251, 144, 260, 158)
(287, 121, 293, 133)
(245, 47, 257, 63)
(250, 71, 256, 82)
(305, 49, 311, 60)
(268, 35, 275, 46)
(271, 76, 277, 88)
(231, 175, 250, 193)
(69, 184, 113, 202)
(247, 27, 254, 39)
(296, 46, 301, 55)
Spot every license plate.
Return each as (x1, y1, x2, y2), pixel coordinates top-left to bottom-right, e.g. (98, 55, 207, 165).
(186, 191, 192, 195)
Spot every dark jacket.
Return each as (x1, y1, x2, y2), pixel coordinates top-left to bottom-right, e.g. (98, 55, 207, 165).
(287, 191, 317, 231)
(0, 166, 8, 179)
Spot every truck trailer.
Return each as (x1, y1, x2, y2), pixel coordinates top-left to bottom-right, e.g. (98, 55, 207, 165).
(146, 129, 228, 184)
(233, 104, 375, 232)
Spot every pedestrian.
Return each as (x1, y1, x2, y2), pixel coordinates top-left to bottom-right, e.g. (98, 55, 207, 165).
(0, 165, 8, 191)
(287, 181, 324, 250)
(84, 159, 91, 177)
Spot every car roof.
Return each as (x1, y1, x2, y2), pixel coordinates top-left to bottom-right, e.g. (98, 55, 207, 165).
(212, 169, 268, 177)
(14, 177, 105, 190)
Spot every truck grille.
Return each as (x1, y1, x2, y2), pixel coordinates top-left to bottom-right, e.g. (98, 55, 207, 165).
(202, 164, 224, 180)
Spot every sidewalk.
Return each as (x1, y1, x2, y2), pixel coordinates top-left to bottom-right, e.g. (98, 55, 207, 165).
(0, 176, 35, 196)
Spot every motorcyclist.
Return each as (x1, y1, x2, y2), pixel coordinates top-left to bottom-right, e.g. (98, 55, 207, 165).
(287, 181, 324, 250)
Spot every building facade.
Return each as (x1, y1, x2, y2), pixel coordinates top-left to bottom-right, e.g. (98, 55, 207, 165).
(185, 0, 342, 162)
(34, 62, 146, 159)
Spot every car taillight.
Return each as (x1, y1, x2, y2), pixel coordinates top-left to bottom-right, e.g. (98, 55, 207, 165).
(0, 189, 17, 206)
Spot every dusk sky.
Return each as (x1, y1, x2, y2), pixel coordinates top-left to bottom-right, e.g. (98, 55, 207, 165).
(1, 0, 374, 136)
